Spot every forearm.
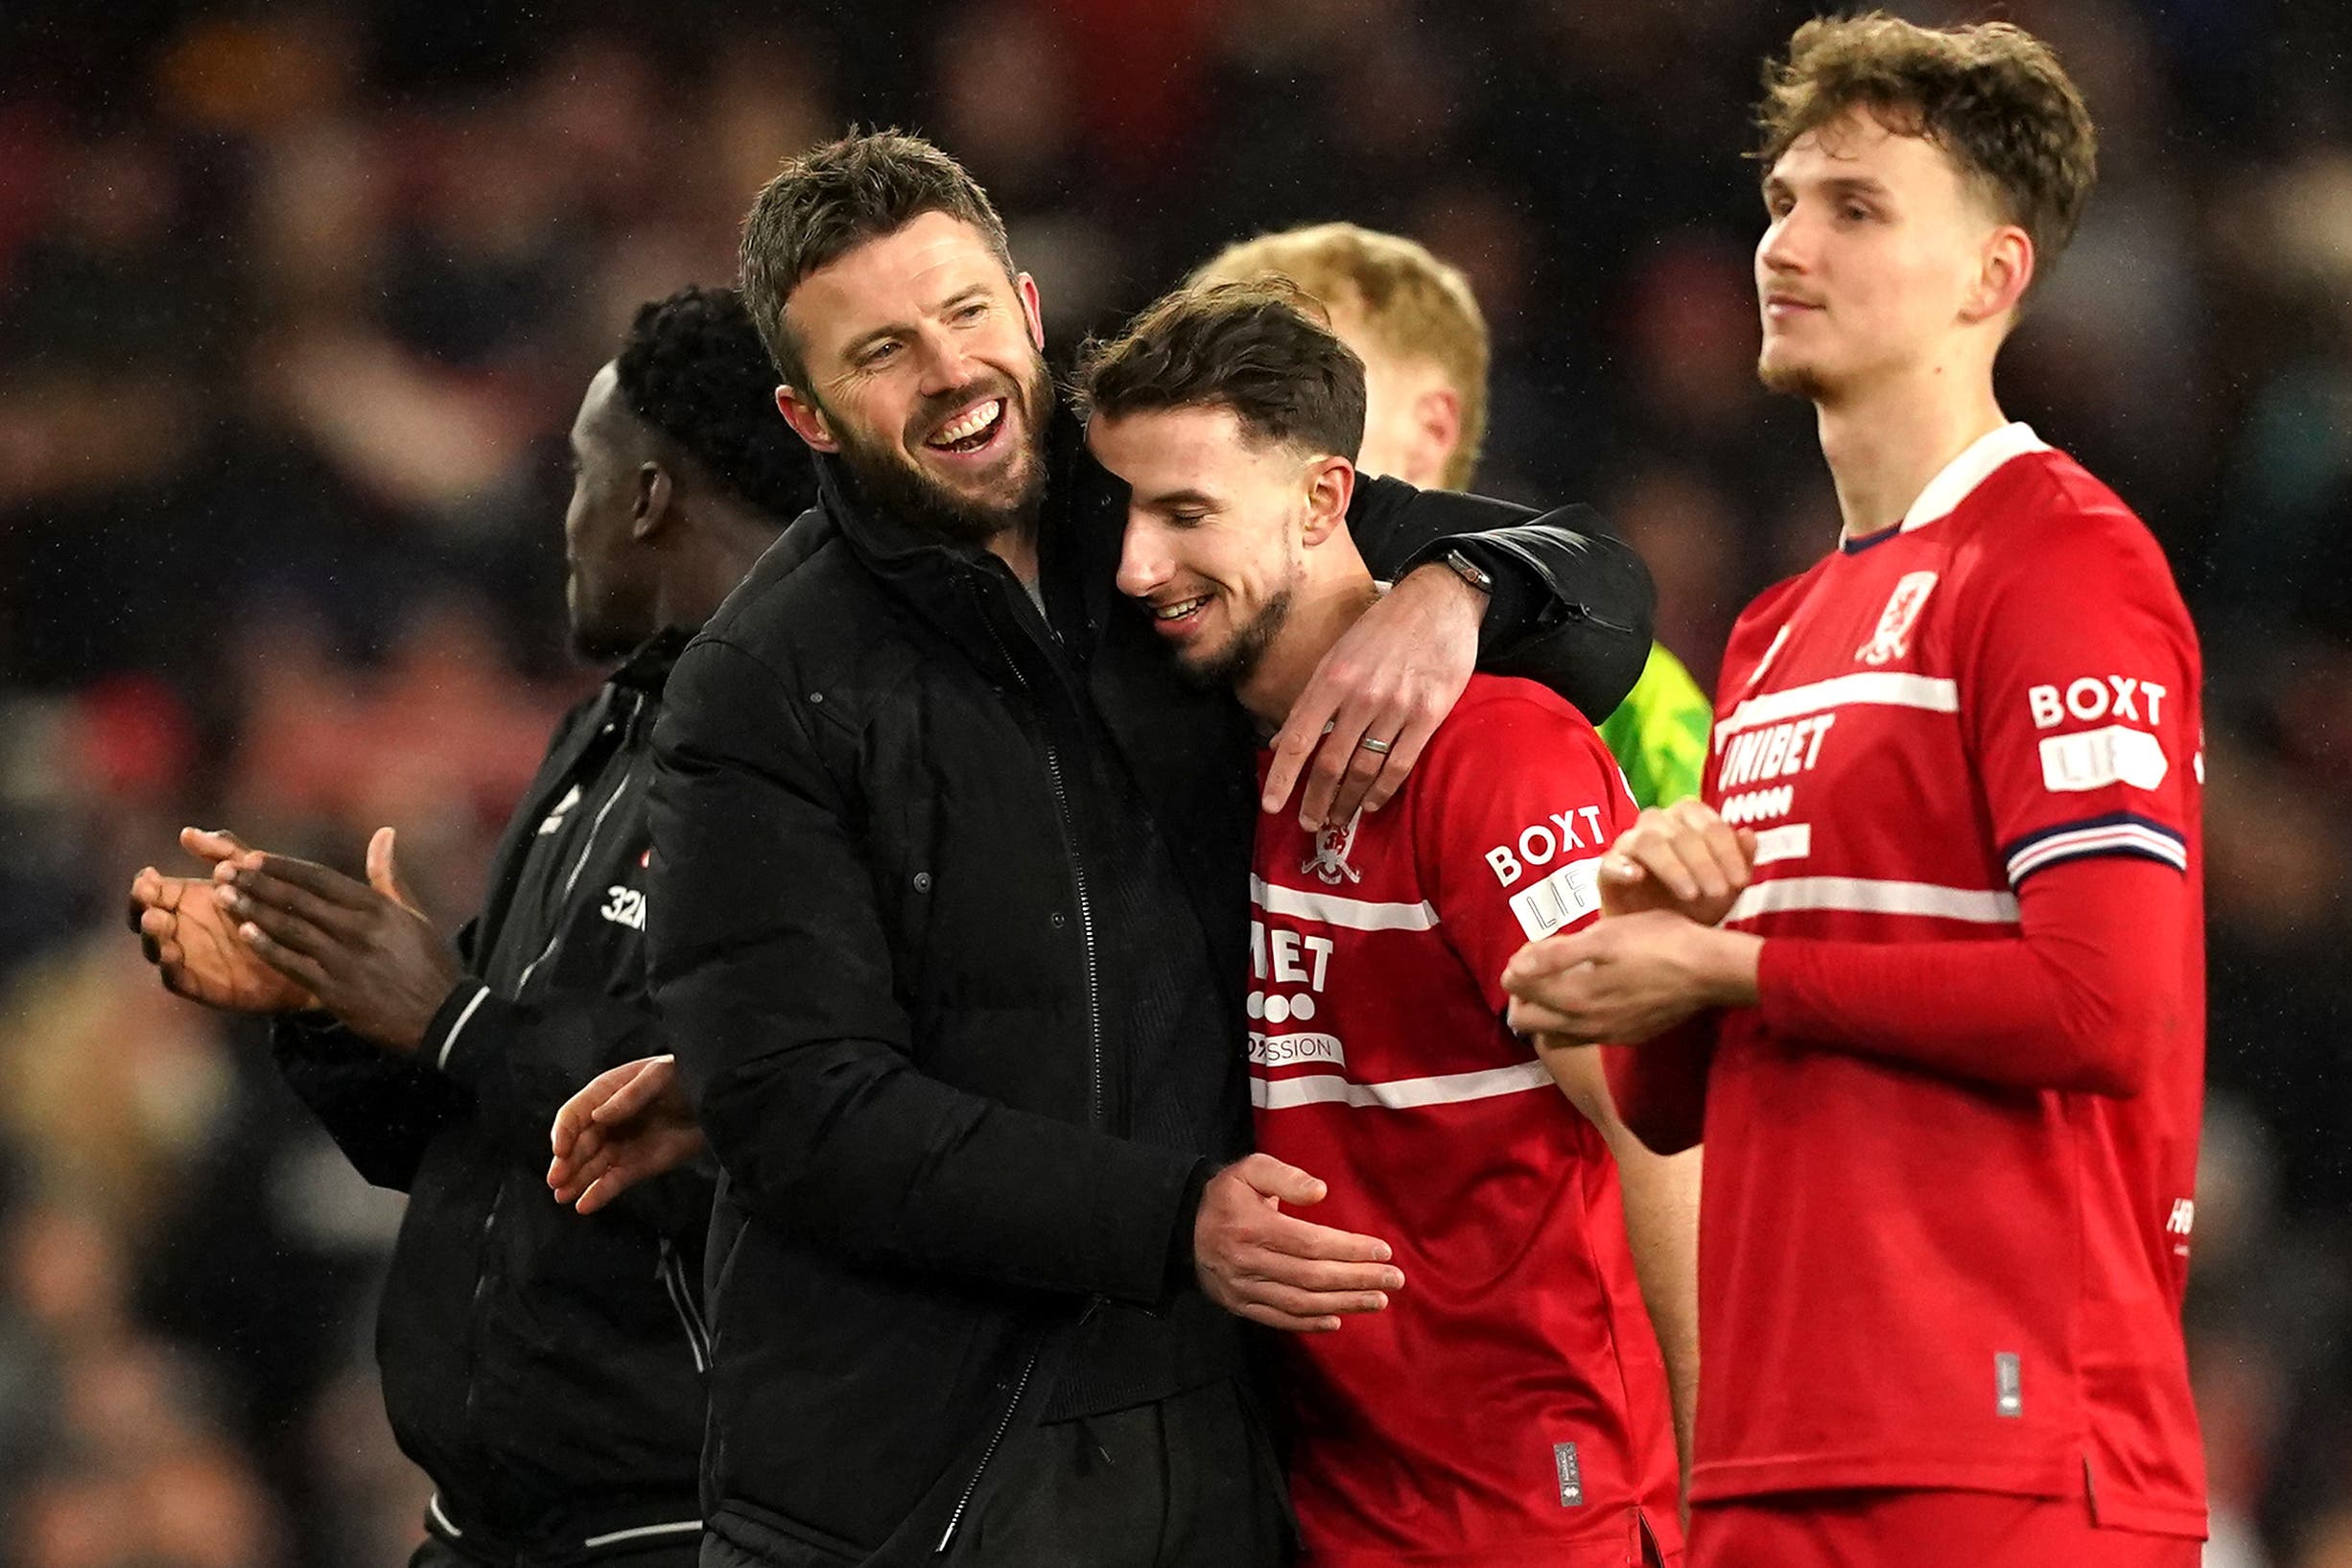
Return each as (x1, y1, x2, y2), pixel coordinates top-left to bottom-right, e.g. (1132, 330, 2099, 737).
(1346, 474, 1654, 718)
(1416, 514, 1656, 718)
(1600, 1013, 1718, 1156)
(1544, 1040, 1700, 1480)
(1608, 1129, 1701, 1487)
(1755, 857, 2183, 1097)
(271, 1012, 468, 1191)
(693, 1041, 1204, 1305)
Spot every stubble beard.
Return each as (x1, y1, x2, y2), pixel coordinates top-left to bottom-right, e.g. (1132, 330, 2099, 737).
(1181, 587, 1295, 694)
(567, 574, 649, 663)
(1756, 348, 1829, 402)
(830, 354, 1056, 550)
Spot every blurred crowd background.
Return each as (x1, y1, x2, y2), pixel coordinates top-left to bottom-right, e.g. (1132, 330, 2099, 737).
(0, 0, 2346, 1564)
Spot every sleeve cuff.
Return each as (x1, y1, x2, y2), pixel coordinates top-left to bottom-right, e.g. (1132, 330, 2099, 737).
(1160, 1158, 1218, 1303)
(270, 1008, 359, 1064)
(2001, 813, 2187, 886)
(423, 980, 497, 1080)
(1082, 1141, 1213, 1310)
(1399, 536, 1537, 657)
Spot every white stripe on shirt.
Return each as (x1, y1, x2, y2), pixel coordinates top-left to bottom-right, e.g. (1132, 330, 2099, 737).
(1250, 876, 1438, 932)
(1715, 671, 1960, 748)
(1252, 1059, 1552, 1112)
(434, 983, 493, 1071)
(1727, 876, 2020, 925)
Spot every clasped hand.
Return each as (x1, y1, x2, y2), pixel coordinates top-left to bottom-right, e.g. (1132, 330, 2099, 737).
(1502, 800, 1763, 1046)
(128, 825, 459, 1053)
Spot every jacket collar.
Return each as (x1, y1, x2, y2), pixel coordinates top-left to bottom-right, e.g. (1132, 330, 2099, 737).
(809, 401, 1125, 671)
(610, 625, 694, 693)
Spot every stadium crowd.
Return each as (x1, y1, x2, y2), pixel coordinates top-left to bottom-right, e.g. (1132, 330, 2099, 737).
(1, 0, 2349, 1564)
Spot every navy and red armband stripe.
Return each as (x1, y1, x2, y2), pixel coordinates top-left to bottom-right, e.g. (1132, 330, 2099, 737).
(2002, 811, 2186, 886)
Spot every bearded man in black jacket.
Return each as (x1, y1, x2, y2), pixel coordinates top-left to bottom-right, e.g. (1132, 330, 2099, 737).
(547, 133, 1654, 1568)
(128, 287, 812, 1568)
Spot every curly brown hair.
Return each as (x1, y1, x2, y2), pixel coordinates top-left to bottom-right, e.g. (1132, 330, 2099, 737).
(1756, 12, 2097, 299)
(1075, 280, 1367, 464)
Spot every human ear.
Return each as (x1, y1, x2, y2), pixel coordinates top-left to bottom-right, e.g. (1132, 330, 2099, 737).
(776, 386, 839, 453)
(1300, 456, 1356, 547)
(1965, 225, 2034, 324)
(631, 463, 675, 542)
(1412, 386, 1464, 485)
(1016, 273, 1046, 352)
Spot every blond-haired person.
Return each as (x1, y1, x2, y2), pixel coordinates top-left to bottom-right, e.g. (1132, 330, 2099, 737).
(1196, 222, 1711, 810)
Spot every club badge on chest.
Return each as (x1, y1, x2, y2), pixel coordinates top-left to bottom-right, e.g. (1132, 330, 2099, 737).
(1857, 571, 1940, 666)
(1303, 807, 1366, 886)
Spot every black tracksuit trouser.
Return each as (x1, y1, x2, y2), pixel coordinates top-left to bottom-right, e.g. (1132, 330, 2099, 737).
(412, 1534, 699, 1568)
(701, 1376, 1291, 1568)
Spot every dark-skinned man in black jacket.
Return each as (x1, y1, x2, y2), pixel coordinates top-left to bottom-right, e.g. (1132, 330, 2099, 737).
(128, 288, 813, 1568)
(547, 132, 1656, 1568)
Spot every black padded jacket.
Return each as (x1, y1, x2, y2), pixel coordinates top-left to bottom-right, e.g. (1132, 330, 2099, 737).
(648, 410, 1654, 1566)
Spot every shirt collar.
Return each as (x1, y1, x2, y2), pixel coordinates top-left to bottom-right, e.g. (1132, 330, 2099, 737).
(1897, 421, 2049, 534)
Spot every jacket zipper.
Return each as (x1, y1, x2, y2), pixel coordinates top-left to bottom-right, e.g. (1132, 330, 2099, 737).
(971, 580, 1104, 1128)
(514, 690, 643, 994)
(459, 691, 643, 1451)
(1045, 745, 1103, 1128)
(934, 1343, 1040, 1553)
(656, 1238, 711, 1374)
(933, 578, 1103, 1552)
(461, 1182, 506, 1433)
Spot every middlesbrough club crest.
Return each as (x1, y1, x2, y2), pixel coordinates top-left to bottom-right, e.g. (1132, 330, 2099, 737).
(1302, 807, 1365, 886)
(1856, 571, 1940, 666)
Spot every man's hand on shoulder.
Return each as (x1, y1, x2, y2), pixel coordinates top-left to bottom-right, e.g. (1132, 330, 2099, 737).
(1261, 563, 1484, 831)
(129, 829, 317, 1013)
(1191, 1153, 1405, 1333)
(211, 827, 460, 1055)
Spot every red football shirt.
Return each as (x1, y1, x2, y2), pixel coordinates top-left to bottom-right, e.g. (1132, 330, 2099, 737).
(1614, 425, 2206, 1538)
(1251, 675, 1679, 1567)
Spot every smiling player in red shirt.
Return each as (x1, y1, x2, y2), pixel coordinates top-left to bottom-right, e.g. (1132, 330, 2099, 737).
(1501, 15, 2206, 1568)
(1082, 281, 1693, 1567)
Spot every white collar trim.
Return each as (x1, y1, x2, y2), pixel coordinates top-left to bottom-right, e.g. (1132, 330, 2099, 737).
(1898, 421, 2049, 533)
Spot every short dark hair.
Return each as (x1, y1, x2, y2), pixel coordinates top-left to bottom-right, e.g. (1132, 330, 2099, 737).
(738, 130, 1014, 388)
(1756, 13, 2097, 299)
(1075, 280, 1366, 463)
(614, 285, 817, 525)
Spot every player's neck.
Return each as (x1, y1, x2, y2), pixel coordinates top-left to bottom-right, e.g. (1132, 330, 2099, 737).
(1243, 568, 1383, 734)
(1815, 365, 2008, 542)
(659, 502, 786, 633)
